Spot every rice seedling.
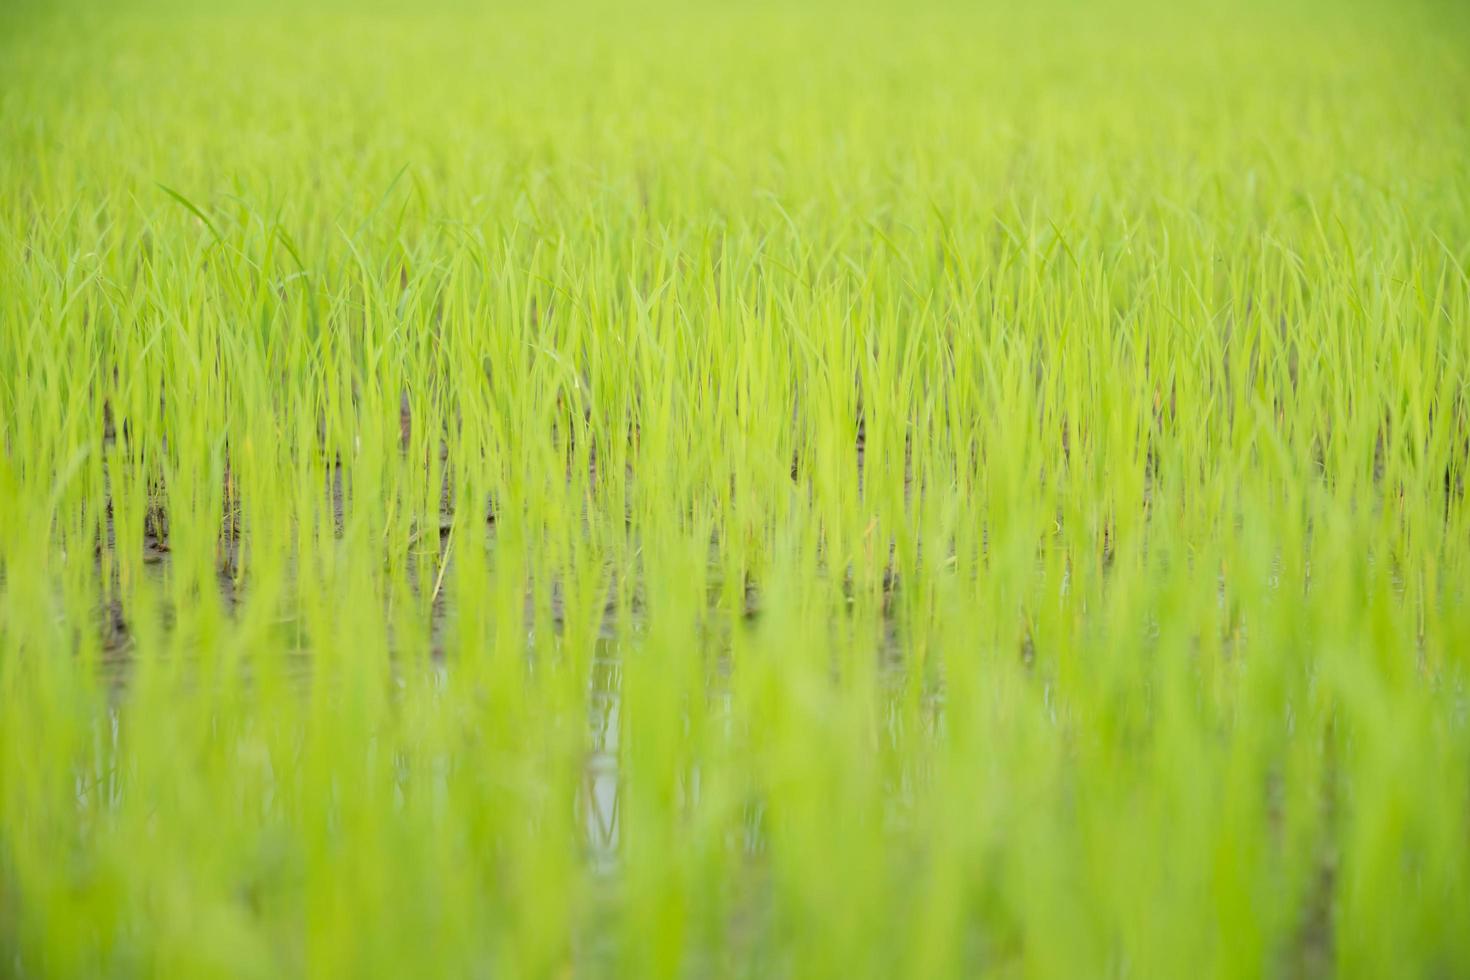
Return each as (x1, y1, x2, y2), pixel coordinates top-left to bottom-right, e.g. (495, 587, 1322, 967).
(2, 0, 1468, 975)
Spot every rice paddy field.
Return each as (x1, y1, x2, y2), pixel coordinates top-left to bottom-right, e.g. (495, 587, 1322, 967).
(3, 0, 1470, 975)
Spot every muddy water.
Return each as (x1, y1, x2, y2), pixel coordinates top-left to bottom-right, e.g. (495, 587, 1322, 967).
(82, 410, 920, 872)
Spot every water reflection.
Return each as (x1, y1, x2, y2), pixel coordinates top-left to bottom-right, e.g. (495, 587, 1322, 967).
(584, 642, 621, 872)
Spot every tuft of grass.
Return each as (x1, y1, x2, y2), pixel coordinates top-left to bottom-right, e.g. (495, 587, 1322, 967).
(2, 0, 1469, 976)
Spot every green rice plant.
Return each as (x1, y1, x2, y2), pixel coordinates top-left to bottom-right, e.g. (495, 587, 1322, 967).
(2, 0, 1469, 975)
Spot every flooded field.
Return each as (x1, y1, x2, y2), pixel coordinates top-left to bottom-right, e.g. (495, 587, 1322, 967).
(4, 0, 1470, 976)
